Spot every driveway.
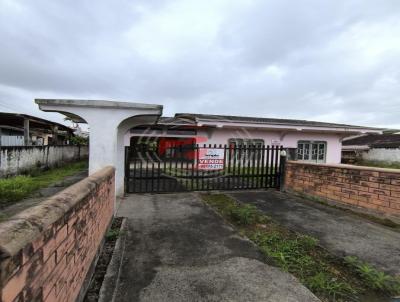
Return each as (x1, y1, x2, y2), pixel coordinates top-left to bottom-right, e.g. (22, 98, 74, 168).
(229, 190, 400, 276)
(101, 193, 319, 302)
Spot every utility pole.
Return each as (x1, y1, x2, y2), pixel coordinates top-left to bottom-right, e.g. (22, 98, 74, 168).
(24, 118, 30, 146)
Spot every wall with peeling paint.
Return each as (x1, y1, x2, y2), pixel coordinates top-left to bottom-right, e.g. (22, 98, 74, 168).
(0, 145, 88, 178)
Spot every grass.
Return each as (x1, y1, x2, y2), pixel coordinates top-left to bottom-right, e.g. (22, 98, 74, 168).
(345, 256, 400, 295)
(105, 228, 121, 240)
(201, 193, 399, 302)
(0, 161, 88, 207)
(0, 212, 7, 223)
(354, 160, 400, 170)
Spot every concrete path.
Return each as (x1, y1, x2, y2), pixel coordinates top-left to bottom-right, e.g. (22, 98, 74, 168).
(103, 193, 319, 302)
(229, 190, 400, 276)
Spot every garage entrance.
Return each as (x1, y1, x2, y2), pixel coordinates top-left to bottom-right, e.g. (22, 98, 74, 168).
(125, 143, 284, 193)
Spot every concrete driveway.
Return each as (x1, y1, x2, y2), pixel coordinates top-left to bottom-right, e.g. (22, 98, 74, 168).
(101, 193, 319, 302)
(229, 190, 400, 276)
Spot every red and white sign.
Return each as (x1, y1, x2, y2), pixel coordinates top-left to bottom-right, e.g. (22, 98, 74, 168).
(198, 148, 225, 170)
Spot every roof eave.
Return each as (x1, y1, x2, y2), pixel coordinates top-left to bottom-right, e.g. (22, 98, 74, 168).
(195, 120, 383, 134)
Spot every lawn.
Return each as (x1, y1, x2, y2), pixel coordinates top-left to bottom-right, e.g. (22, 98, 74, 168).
(0, 161, 88, 207)
(201, 193, 400, 302)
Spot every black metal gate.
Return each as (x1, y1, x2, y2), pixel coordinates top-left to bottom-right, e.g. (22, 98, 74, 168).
(125, 144, 284, 193)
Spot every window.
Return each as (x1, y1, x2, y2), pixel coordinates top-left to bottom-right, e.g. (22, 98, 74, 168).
(297, 141, 326, 163)
(228, 138, 265, 161)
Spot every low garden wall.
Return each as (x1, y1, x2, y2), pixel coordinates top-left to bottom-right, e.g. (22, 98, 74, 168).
(0, 145, 89, 178)
(362, 148, 400, 163)
(0, 166, 115, 302)
(285, 161, 400, 217)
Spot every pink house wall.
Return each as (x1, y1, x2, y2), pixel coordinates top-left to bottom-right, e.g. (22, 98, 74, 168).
(196, 128, 343, 164)
(124, 128, 343, 164)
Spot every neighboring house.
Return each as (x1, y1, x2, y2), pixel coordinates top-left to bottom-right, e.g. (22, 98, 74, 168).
(124, 113, 382, 164)
(0, 112, 74, 146)
(72, 124, 89, 138)
(342, 133, 400, 164)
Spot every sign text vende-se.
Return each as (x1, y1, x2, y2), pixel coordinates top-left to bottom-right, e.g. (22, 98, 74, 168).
(198, 148, 224, 170)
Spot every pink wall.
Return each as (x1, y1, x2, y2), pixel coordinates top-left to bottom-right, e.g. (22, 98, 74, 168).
(196, 128, 342, 164)
(125, 128, 343, 164)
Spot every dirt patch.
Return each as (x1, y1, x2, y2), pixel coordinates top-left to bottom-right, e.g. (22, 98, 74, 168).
(84, 217, 123, 302)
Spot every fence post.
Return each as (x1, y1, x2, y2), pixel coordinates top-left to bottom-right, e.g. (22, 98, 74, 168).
(279, 150, 287, 191)
(124, 146, 129, 194)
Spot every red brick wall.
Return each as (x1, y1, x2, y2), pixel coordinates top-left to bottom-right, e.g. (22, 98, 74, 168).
(285, 161, 400, 217)
(0, 166, 115, 302)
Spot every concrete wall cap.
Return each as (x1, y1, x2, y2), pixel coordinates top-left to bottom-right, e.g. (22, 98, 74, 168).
(0, 166, 115, 257)
(35, 99, 163, 110)
(287, 161, 400, 174)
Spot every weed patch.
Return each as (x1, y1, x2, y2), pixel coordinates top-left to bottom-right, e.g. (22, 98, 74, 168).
(201, 193, 396, 302)
(345, 256, 400, 296)
(105, 229, 121, 240)
(0, 161, 88, 207)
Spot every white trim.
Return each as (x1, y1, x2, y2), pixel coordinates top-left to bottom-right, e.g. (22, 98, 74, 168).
(197, 121, 381, 135)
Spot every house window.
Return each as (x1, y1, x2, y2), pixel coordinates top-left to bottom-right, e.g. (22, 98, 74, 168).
(228, 138, 265, 161)
(297, 141, 326, 163)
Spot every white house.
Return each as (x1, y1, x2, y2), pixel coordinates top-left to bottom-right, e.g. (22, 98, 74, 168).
(124, 113, 382, 164)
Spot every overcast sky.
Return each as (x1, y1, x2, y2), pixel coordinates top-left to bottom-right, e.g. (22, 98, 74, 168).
(0, 0, 399, 129)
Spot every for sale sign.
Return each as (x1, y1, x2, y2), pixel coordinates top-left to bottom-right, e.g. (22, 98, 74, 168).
(198, 148, 225, 170)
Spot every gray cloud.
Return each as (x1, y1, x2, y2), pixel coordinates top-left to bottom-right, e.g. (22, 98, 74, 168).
(0, 0, 399, 128)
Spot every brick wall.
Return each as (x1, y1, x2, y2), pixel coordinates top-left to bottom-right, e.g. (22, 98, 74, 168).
(0, 166, 115, 302)
(285, 161, 400, 217)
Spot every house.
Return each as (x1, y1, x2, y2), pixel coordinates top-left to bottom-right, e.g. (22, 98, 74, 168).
(0, 112, 74, 146)
(124, 113, 382, 164)
(342, 132, 400, 164)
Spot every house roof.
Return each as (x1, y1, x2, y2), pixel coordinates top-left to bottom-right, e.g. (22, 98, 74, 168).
(158, 116, 195, 126)
(174, 113, 382, 132)
(0, 112, 73, 134)
(342, 134, 400, 148)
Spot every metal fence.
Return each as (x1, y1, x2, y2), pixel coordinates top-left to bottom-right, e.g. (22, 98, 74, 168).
(125, 144, 285, 193)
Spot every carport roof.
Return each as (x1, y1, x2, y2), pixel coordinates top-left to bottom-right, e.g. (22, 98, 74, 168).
(343, 133, 400, 148)
(0, 112, 73, 133)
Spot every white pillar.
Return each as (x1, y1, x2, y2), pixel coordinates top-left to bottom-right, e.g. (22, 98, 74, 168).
(36, 99, 162, 195)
